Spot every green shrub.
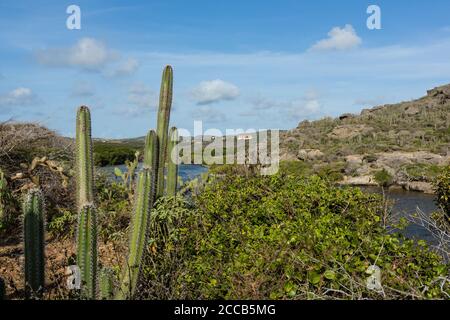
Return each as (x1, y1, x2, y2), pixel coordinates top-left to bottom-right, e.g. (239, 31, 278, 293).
(279, 161, 313, 177)
(47, 209, 77, 238)
(141, 174, 449, 299)
(374, 169, 393, 187)
(404, 164, 442, 182)
(93, 142, 138, 167)
(433, 166, 450, 217)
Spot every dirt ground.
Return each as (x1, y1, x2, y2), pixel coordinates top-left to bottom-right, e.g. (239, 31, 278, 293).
(0, 234, 123, 300)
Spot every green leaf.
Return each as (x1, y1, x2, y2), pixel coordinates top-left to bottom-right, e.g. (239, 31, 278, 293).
(308, 271, 321, 285)
(323, 270, 336, 280)
(114, 167, 123, 177)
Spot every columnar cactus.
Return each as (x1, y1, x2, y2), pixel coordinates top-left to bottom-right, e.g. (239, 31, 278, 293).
(0, 277, 5, 300)
(0, 168, 8, 225)
(77, 204, 97, 299)
(166, 127, 179, 197)
(76, 106, 94, 205)
(156, 65, 173, 198)
(143, 130, 159, 171)
(23, 188, 45, 298)
(99, 268, 114, 300)
(116, 168, 153, 299)
(75, 106, 97, 299)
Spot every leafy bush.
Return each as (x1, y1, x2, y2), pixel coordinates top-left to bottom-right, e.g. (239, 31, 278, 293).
(94, 142, 138, 166)
(48, 209, 77, 239)
(433, 166, 450, 218)
(404, 164, 442, 182)
(141, 174, 449, 299)
(374, 169, 393, 187)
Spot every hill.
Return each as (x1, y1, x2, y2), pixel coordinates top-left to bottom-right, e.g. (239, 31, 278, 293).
(280, 84, 450, 192)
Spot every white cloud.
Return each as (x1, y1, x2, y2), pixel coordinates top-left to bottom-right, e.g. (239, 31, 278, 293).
(311, 24, 361, 51)
(109, 58, 140, 77)
(128, 83, 157, 109)
(0, 87, 38, 107)
(191, 79, 240, 105)
(288, 98, 321, 118)
(36, 38, 117, 71)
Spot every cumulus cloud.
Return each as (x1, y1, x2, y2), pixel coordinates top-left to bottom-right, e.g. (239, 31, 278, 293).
(108, 58, 140, 77)
(36, 38, 116, 71)
(0, 87, 38, 107)
(191, 79, 240, 105)
(35, 38, 139, 76)
(309, 24, 362, 51)
(128, 83, 157, 109)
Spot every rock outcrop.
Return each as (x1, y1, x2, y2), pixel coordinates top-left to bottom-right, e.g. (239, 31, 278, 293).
(328, 125, 374, 140)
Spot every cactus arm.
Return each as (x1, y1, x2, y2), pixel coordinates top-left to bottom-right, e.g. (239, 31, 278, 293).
(23, 188, 45, 298)
(166, 127, 179, 197)
(76, 106, 94, 205)
(143, 130, 159, 171)
(116, 168, 153, 299)
(156, 65, 173, 197)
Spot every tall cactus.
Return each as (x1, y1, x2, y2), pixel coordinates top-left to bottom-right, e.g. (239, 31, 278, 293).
(156, 65, 173, 197)
(23, 188, 45, 298)
(116, 168, 154, 299)
(143, 130, 159, 171)
(99, 268, 114, 300)
(166, 127, 179, 197)
(0, 276, 5, 300)
(0, 168, 9, 226)
(76, 106, 94, 205)
(75, 106, 97, 299)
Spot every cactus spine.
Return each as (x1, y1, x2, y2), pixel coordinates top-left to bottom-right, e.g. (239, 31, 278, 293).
(156, 65, 173, 197)
(23, 188, 45, 298)
(166, 127, 179, 197)
(116, 168, 153, 299)
(75, 106, 97, 299)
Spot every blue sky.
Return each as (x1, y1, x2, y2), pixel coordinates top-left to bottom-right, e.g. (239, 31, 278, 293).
(1, 0, 450, 138)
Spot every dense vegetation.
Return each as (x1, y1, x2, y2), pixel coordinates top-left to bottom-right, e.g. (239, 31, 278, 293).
(139, 167, 449, 300)
(93, 141, 141, 167)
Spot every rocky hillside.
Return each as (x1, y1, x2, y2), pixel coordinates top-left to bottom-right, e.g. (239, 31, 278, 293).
(280, 84, 450, 193)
